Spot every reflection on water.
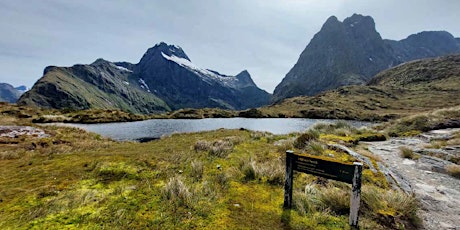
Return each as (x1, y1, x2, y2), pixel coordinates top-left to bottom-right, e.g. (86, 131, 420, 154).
(68, 118, 370, 141)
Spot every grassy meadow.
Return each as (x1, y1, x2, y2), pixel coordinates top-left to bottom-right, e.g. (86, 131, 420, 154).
(0, 107, 424, 230)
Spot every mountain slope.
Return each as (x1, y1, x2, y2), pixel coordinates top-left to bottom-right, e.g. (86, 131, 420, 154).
(18, 59, 170, 114)
(272, 14, 460, 102)
(133, 42, 270, 110)
(0, 83, 23, 103)
(19, 43, 270, 113)
(262, 55, 460, 120)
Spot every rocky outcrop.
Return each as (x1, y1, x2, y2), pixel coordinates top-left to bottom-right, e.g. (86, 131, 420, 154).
(365, 129, 460, 230)
(272, 14, 460, 102)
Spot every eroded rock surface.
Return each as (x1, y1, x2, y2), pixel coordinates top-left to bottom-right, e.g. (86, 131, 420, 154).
(0, 126, 49, 138)
(365, 129, 460, 230)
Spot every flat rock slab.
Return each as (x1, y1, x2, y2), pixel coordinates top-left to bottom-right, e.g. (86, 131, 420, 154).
(364, 128, 460, 230)
(0, 126, 49, 138)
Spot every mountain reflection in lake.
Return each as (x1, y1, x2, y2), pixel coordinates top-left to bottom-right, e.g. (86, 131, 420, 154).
(68, 118, 370, 141)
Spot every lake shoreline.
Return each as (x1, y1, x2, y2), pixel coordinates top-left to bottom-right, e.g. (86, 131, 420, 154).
(55, 118, 372, 141)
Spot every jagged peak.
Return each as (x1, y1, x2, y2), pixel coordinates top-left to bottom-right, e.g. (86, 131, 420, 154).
(343, 13, 375, 30)
(142, 42, 190, 62)
(320, 15, 341, 31)
(235, 70, 256, 86)
(91, 58, 112, 66)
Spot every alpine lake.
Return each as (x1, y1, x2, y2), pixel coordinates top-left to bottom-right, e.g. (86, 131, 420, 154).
(66, 118, 371, 141)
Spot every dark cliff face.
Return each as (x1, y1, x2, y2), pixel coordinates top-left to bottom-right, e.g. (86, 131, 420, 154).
(19, 42, 270, 113)
(133, 43, 270, 110)
(272, 14, 460, 102)
(0, 83, 23, 103)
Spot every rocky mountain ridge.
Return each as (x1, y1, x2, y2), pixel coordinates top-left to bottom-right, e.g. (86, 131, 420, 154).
(262, 54, 460, 120)
(18, 59, 170, 114)
(18, 43, 270, 113)
(272, 14, 460, 102)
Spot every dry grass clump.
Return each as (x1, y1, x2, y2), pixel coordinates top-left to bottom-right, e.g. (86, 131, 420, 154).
(399, 146, 417, 159)
(193, 140, 212, 152)
(190, 160, 204, 181)
(0, 151, 21, 160)
(238, 157, 284, 185)
(294, 183, 349, 215)
(306, 141, 325, 156)
(161, 176, 192, 207)
(193, 138, 238, 157)
(362, 185, 420, 227)
(250, 131, 272, 140)
(445, 164, 460, 179)
(209, 140, 234, 157)
(294, 129, 320, 149)
(275, 138, 295, 153)
(312, 121, 355, 135)
(317, 186, 350, 215)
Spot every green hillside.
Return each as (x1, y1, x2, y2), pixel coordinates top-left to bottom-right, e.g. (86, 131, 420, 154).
(18, 61, 170, 114)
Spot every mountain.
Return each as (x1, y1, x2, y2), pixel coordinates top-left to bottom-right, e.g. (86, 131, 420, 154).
(262, 55, 460, 120)
(18, 59, 171, 114)
(132, 42, 270, 110)
(14, 85, 28, 94)
(0, 83, 23, 103)
(18, 43, 270, 113)
(272, 14, 460, 102)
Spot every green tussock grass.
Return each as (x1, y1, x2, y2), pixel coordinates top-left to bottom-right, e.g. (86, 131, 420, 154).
(383, 106, 460, 137)
(0, 114, 416, 229)
(399, 146, 418, 160)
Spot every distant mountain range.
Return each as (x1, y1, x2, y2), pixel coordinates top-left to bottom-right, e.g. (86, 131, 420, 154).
(18, 43, 270, 113)
(15, 13, 460, 113)
(0, 83, 27, 103)
(272, 14, 460, 102)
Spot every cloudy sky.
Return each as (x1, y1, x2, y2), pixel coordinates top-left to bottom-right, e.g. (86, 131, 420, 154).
(1, 0, 459, 93)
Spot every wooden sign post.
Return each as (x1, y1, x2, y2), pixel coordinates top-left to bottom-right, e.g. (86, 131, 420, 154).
(283, 150, 363, 228)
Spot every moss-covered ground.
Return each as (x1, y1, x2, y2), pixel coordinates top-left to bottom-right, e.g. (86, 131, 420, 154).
(0, 108, 422, 229)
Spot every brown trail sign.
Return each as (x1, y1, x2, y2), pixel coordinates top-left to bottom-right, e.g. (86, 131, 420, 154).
(283, 150, 363, 228)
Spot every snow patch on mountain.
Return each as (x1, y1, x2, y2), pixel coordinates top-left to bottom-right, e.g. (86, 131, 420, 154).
(114, 65, 133, 73)
(138, 78, 151, 92)
(161, 52, 239, 88)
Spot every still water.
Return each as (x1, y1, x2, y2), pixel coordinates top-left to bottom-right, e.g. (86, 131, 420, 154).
(68, 118, 370, 141)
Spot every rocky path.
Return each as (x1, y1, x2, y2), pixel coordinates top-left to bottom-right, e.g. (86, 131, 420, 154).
(364, 129, 460, 230)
